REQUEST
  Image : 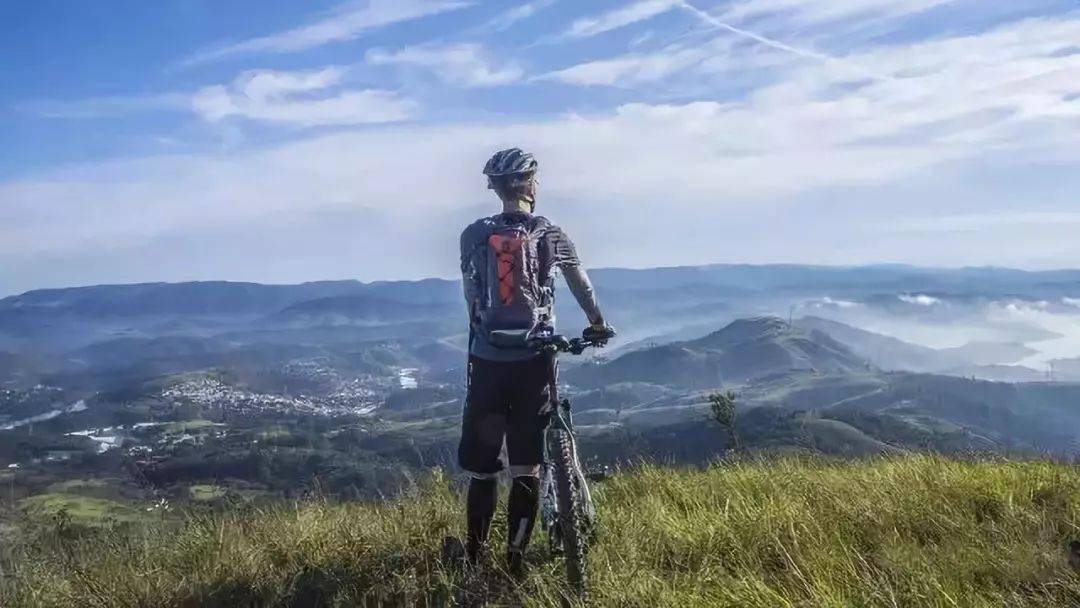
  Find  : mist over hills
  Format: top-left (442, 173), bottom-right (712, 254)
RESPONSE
top-left (796, 316), bottom-right (1039, 374)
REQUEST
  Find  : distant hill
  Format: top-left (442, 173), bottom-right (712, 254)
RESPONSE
top-left (0, 280), bottom-right (368, 318)
top-left (0, 278), bottom-right (461, 316)
top-left (272, 293), bottom-right (457, 326)
top-left (0, 279), bottom-right (460, 353)
top-left (567, 316), bottom-right (867, 388)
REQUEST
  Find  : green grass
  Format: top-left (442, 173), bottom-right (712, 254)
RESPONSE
top-left (3, 455), bottom-right (1079, 607)
top-left (17, 493), bottom-right (148, 527)
top-left (189, 484), bottom-right (228, 502)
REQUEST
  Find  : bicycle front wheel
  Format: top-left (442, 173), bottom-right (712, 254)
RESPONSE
top-left (551, 427), bottom-right (588, 598)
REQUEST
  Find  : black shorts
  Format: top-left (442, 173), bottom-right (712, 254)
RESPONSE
top-left (457, 354), bottom-right (555, 477)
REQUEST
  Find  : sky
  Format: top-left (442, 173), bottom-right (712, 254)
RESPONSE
top-left (1, 0), bottom-right (1079, 296)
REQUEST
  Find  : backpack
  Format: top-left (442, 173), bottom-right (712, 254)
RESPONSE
top-left (472, 214), bottom-right (554, 345)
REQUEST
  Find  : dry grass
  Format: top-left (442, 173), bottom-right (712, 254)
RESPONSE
top-left (4, 455), bottom-right (1079, 607)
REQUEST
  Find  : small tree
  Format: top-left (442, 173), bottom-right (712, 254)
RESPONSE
top-left (708, 390), bottom-right (739, 452)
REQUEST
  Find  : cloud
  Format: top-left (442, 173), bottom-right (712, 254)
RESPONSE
top-left (22, 67), bottom-right (418, 128)
top-left (5, 14), bottom-right (1080, 293)
top-left (5, 47), bottom-right (1074, 272)
top-left (722, 0), bottom-right (955, 27)
top-left (539, 0), bottom-right (835, 88)
top-left (536, 44), bottom-right (709, 86)
top-left (482, 0), bottom-right (556, 32)
top-left (810, 296), bottom-right (861, 308)
top-left (190, 67), bottom-right (416, 126)
top-left (560, 0), bottom-right (680, 39)
top-left (536, 30), bottom-right (800, 87)
top-left (182, 0), bottom-right (471, 66)
top-left (366, 43), bottom-right (523, 87)
top-left (540, 14), bottom-right (1080, 158)
top-left (899, 294), bottom-right (941, 306)
top-left (231, 68), bottom-right (348, 100)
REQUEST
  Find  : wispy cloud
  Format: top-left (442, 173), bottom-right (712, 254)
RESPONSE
top-left (20, 67), bottom-right (417, 128)
top-left (536, 44), bottom-right (710, 86)
top-left (560, 0), bottom-right (680, 39)
top-left (722, 0), bottom-right (956, 27)
top-left (536, 11), bottom-right (811, 88)
top-left (191, 67), bottom-right (416, 126)
top-left (482, 0), bottom-right (556, 32)
top-left (899, 294), bottom-right (941, 306)
top-left (366, 43), bottom-right (523, 87)
top-left (181, 0), bottom-right (471, 66)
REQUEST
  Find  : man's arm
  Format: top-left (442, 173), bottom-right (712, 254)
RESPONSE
top-left (548, 226), bottom-right (605, 327)
top-left (564, 266), bottom-right (605, 328)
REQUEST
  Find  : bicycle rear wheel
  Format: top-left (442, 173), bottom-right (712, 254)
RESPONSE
top-left (551, 427), bottom-right (588, 599)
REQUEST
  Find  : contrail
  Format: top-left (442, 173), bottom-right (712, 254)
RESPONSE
top-left (677, 1), bottom-right (828, 61)
top-left (678, 0), bottom-right (897, 83)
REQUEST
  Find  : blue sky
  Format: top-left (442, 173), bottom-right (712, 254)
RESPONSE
top-left (2, 0), bottom-right (1079, 295)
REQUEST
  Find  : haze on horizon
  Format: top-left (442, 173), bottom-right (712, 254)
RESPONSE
top-left (2, 1), bottom-right (1079, 297)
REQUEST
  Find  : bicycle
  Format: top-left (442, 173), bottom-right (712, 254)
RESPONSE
top-left (445, 327), bottom-right (608, 600)
top-left (525, 328), bottom-right (605, 600)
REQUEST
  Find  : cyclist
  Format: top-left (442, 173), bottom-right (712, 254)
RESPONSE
top-left (458, 147), bottom-right (615, 575)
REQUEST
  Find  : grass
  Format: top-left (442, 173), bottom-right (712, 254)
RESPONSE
top-left (17, 493), bottom-right (148, 527)
top-left (189, 484), bottom-right (228, 501)
top-left (3, 454), bottom-right (1079, 607)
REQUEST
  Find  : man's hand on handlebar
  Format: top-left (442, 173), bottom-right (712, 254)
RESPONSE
top-left (583, 323), bottom-right (616, 346)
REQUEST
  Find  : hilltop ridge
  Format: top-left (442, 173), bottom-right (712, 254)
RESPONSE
top-left (567, 316), bottom-right (867, 388)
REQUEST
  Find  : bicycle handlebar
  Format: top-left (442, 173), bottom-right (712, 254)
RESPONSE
top-left (486, 327), bottom-right (609, 354)
top-left (527, 333), bottom-right (602, 355)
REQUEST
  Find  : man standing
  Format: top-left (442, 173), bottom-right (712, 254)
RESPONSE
top-left (457, 148), bottom-right (614, 574)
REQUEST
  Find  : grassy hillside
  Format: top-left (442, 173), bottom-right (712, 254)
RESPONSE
top-left (4, 455), bottom-right (1079, 607)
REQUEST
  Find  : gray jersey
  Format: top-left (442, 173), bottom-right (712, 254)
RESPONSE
top-left (461, 212), bottom-right (603, 361)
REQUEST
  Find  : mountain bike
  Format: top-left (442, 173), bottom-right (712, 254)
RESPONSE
top-left (526, 329), bottom-right (604, 600)
top-left (445, 327), bottom-right (608, 599)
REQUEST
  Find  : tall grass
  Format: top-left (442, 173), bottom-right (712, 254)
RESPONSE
top-left (4, 455), bottom-right (1079, 607)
